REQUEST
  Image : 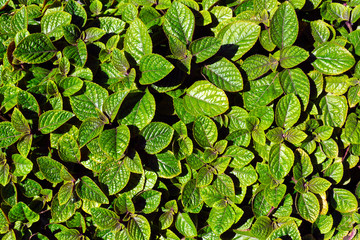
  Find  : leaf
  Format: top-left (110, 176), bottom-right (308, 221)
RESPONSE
top-left (51, 194), bottom-right (77, 223)
top-left (99, 125), bottom-right (130, 160)
top-left (156, 151), bottom-right (181, 178)
top-left (319, 94), bottom-right (348, 128)
top-left (208, 204), bottom-right (237, 235)
top-left (175, 212), bottom-right (197, 237)
top-left (269, 143), bottom-right (294, 180)
top-left (91, 208), bottom-right (119, 230)
top-left (59, 77), bottom-right (83, 97)
top-left (39, 110), bottom-right (74, 134)
top-left (124, 18), bottom-right (152, 63)
top-left (164, 1), bottom-right (195, 44)
top-left (243, 72), bottom-right (283, 110)
top-left (307, 177), bottom-right (331, 194)
top-left (275, 94), bottom-right (301, 129)
top-left (296, 192), bottom-right (320, 223)
top-left (181, 179), bottom-right (201, 210)
top-left (213, 174), bottom-right (235, 196)
top-left (37, 157), bottom-right (64, 184)
top-left (128, 215), bottom-right (151, 240)
top-left (280, 68), bottom-right (310, 110)
top-left (0, 122), bottom-right (21, 148)
top-left (63, 40), bottom-right (87, 67)
top-left (138, 190), bottom-right (162, 214)
top-left (141, 122), bottom-right (174, 154)
top-left (332, 188), bottom-right (358, 213)
top-left (183, 80), bottom-right (229, 117)
top-left (58, 133), bottom-right (81, 163)
top-left (120, 89), bottom-right (156, 131)
top-left (13, 33), bottom-right (56, 64)
top-left (344, 113), bottom-right (360, 144)
top-left (193, 115), bottom-right (217, 148)
top-left (58, 182), bottom-right (74, 205)
top-left (139, 54), bottom-right (174, 85)
top-left (78, 118), bottom-right (104, 147)
top-left (270, 2), bottom-right (299, 48)
top-left (12, 154), bottom-right (32, 177)
top-left (98, 160), bottom-right (130, 195)
top-left (70, 81), bottom-right (108, 121)
top-left (76, 176), bottom-right (109, 204)
top-left (241, 54), bottom-right (271, 81)
top-left (218, 21), bottom-right (261, 61)
top-left (203, 57), bottom-right (243, 92)
top-left (312, 42), bottom-right (355, 75)
top-left (190, 37), bottom-right (221, 63)
top-left (64, 0), bottom-right (87, 27)
top-left (280, 46), bottom-right (309, 68)
top-left (41, 11), bottom-right (72, 40)
top-left (8, 202), bottom-right (39, 223)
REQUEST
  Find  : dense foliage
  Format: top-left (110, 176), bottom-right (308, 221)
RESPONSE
top-left (1, 0), bottom-right (360, 239)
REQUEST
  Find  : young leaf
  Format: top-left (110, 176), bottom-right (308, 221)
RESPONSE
top-left (76, 176), bottom-right (109, 204)
top-left (128, 215), bottom-right (151, 240)
top-left (141, 122), bottom-right (174, 155)
top-left (139, 54), bottom-right (174, 85)
top-left (190, 37), bottom-right (222, 63)
top-left (39, 110), bottom-right (74, 134)
top-left (99, 125), bottom-right (130, 160)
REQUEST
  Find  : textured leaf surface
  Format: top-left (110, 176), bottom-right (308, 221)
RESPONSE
top-left (203, 57), bottom-right (243, 92)
top-left (269, 143), bottom-right (294, 180)
top-left (297, 192), bottom-right (319, 223)
top-left (190, 37), bottom-right (222, 63)
top-left (139, 54), bottom-right (174, 85)
top-left (275, 94), bottom-right (301, 129)
top-left (76, 176), bottom-right (109, 204)
top-left (39, 110), bottom-right (74, 134)
top-left (141, 122), bottom-right (174, 154)
top-left (183, 80), bottom-right (229, 117)
top-left (13, 33), bottom-right (56, 64)
top-left (99, 125), bottom-right (130, 160)
top-left (128, 215), bottom-right (151, 240)
top-left (312, 42), bottom-right (355, 75)
top-left (270, 2), bottom-right (299, 48)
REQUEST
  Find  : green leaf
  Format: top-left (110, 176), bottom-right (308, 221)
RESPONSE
top-left (225, 145), bottom-right (254, 168)
top-left (128, 215), bottom-right (151, 240)
top-left (319, 95), bottom-right (348, 128)
top-left (232, 165), bottom-right (258, 187)
top-left (139, 54), bottom-right (174, 85)
top-left (296, 192), bottom-right (320, 223)
top-left (12, 154), bottom-right (32, 177)
top-left (218, 21), bottom-right (261, 61)
top-left (332, 188), bottom-right (358, 213)
top-left (83, 27), bottom-right (105, 42)
top-left (64, 0), bottom-right (87, 27)
top-left (124, 18), bottom-right (152, 63)
top-left (8, 202), bottom-right (39, 223)
top-left (55, 229), bottom-right (81, 240)
top-left (76, 176), bottom-right (109, 204)
top-left (312, 42), bottom-right (355, 75)
top-left (241, 54), bottom-right (271, 81)
top-left (270, 2), bottom-right (299, 48)
top-left (37, 157), bottom-right (64, 184)
top-left (243, 72), bottom-right (283, 110)
top-left (164, 1), bottom-right (195, 44)
top-left (51, 194), bottom-right (77, 223)
top-left (267, 222), bottom-right (301, 240)
top-left (70, 81), bottom-right (108, 121)
top-left (58, 133), bottom-right (81, 163)
top-left (280, 68), bottom-right (310, 110)
top-left (265, 184), bottom-right (287, 208)
top-left (156, 151), bottom-right (181, 178)
top-left (41, 11), bottom-right (72, 40)
top-left (99, 125), bottom-right (130, 160)
top-left (98, 160), bottom-right (130, 195)
top-left (208, 204), bottom-right (237, 235)
top-left (307, 177), bottom-right (331, 194)
top-left (91, 208), bottom-right (119, 230)
top-left (175, 212), bottom-right (197, 237)
top-left (103, 90), bottom-right (129, 122)
top-left (193, 115), bottom-right (217, 148)
top-left (58, 182), bottom-right (74, 205)
top-left (275, 94), bottom-right (301, 129)
top-left (78, 118), bottom-right (104, 147)
top-left (269, 143), bottom-right (294, 180)
top-left (325, 75), bottom-right (351, 96)
top-left (39, 110), bottom-right (74, 134)
top-left (203, 57), bottom-right (243, 92)
top-left (181, 179), bottom-right (201, 210)
top-left (59, 77), bottom-right (83, 97)
top-left (13, 33), bottom-right (56, 64)
top-left (345, 113), bottom-right (360, 144)
top-left (183, 80), bottom-right (229, 117)
top-left (190, 37), bottom-right (222, 63)
top-left (0, 122), bottom-right (21, 148)
top-left (141, 122), bottom-right (174, 154)
top-left (99, 17), bottom-right (126, 34)
top-left (120, 89), bottom-right (156, 130)
top-left (280, 46), bottom-right (309, 68)
top-left (214, 174), bottom-right (235, 196)
top-left (63, 40), bottom-right (87, 67)
top-left (138, 190), bottom-right (162, 214)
